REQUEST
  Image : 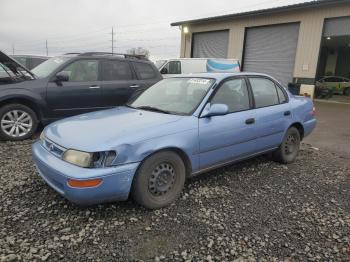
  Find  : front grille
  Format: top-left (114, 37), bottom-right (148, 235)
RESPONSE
top-left (42, 138), bottom-right (65, 158)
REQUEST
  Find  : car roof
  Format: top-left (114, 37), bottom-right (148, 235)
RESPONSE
top-left (170, 72), bottom-right (274, 81)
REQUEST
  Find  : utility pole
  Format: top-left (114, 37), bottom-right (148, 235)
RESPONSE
top-left (45, 40), bottom-right (48, 56)
top-left (110, 27), bottom-right (116, 54)
top-left (12, 43), bottom-right (15, 55)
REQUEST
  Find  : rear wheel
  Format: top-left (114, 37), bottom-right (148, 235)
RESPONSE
top-left (344, 87), bottom-right (350, 96)
top-left (272, 127), bottom-right (301, 164)
top-left (0, 104), bottom-right (38, 141)
top-left (132, 151), bottom-right (186, 209)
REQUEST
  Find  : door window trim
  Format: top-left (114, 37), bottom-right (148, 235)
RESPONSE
top-left (246, 75), bottom-right (289, 109)
top-left (199, 76), bottom-right (254, 118)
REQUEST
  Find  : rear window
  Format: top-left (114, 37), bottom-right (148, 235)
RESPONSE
top-left (133, 62), bottom-right (156, 80)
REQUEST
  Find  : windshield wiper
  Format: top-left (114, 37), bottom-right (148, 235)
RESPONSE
top-left (136, 106), bottom-right (171, 114)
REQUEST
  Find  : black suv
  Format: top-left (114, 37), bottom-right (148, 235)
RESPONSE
top-left (0, 51), bottom-right (162, 141)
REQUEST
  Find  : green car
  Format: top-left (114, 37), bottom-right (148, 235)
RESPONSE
top-left (316, 76), bottom-right (350, 96)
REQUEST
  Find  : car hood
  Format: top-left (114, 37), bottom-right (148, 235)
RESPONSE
top-left (0, 51), bottom-right (36, 79)
top-left (44, 106), bottom-right (185, 152)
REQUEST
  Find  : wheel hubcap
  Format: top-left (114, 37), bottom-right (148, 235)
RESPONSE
top-left (284, 134), bottom-right (297, 155)
top-left (1, 110), bottom-right (33, 137)
top-left (149, 162), bottom-right (175, 196)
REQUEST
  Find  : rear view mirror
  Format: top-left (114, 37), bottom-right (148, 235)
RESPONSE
top-left (201, 103), bottom-right (229, 118)
top-left (55, 71), bottom-right (69, 82)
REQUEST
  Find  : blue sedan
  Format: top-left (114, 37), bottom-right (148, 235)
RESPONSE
top-left (32, 73), bottom-right (316, 209)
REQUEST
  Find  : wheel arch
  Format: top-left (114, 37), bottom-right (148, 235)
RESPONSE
top-left (0, 97), bottom-right (42, 121)
top-left (289, 122), bottom-right (304, 140)
top-left (137, 147), bottom-right (193, 178)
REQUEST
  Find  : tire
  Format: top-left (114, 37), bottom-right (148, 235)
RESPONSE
top-left (132, 151), bottom-right (186, 209)
top-left (0, 104), bottom-right (38, 141)
top-left (344, 87), bottom-right (350, 96)
top-left (272, 127), bottom-right (301, 164)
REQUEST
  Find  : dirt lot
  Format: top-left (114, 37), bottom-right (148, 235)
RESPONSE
top-left (304, 100), bottom-right (350, 158)
top-left (0, 139), bottom-right (349, 261)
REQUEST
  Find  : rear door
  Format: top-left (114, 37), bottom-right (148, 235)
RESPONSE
top-left (131, 61), bottom-right (162, 97)
top-left (99, 59), bottom-right (136, 106)
top-left (248, 76), bottom-right (291, 152)
top-left (46, 59), bottom-right (104, 118)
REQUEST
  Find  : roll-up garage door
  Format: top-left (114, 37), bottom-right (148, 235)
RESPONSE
top-left (324, 16), bottom-right (350, 37)
top-left (243, 23), bottom-right (300, 86)
top-left (192, 30), bottom-right (229, 58)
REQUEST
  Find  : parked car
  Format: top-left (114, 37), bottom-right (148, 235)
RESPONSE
top-left (0, 51), bottom-right (162, 141)
top-left (10, 55), bottom-right (49, 70)
top-left (157, 58), bottom-right (240, 77)
top-left (32, 73), bottom-right (316, 209)
top-left (315, 76), bottom-right (350, 96)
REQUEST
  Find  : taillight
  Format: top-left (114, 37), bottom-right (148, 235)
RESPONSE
top-left (310, 106), bottom-right (316, 116)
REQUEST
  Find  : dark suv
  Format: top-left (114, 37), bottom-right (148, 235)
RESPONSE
top-left (0, 51), bottom-right (162, 141)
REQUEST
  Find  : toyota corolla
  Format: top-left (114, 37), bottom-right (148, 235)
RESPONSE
top-left (32, 73), bottom-right (316, 209)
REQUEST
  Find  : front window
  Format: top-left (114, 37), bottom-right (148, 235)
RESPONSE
top-left (60, 60), bottom-right (99, 82)
top-left (130, 77), bottom-right (214, 115)
top-left (32, 56), bottom-right (70, 78)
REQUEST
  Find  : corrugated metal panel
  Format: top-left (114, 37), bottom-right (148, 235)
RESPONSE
top-left (324, 16), bottom-right (350, 36)
top-left (192, 30), bottom-right (229, 58)
top-left (243, 23), bottom-right (300, 86)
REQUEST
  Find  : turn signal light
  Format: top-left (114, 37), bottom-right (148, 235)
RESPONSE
top-left (67, 179), bottom-right (102, 188)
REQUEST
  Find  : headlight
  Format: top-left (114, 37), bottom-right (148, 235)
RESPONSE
top-left (39, 131), bottom-right (45, 142)
top-left (63, 149), bottom-right (93, 168)
top-left (63, 149), bottom-right (117, 168)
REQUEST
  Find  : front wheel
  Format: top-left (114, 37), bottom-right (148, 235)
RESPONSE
top-left (0, 104), bottom-right (38, 141)
top-left (132, 151), bottom-right (186, 209)
top-left (272, 127), bottom-right (301, 164)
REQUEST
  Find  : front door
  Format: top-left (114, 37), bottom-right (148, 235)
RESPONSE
top-left (198, 77), bottom-right (257, 169)
top-left (46, 59), bottom-right (103, 119)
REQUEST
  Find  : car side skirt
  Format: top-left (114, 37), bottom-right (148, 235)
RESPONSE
top-left (191, 147), bottom-right (278, 176)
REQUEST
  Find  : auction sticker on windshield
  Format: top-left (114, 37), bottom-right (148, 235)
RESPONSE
top-left (188, 78), bottom-right (211, 85)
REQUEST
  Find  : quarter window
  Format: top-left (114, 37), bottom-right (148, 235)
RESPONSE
top-left (61, 60), bottom-right (99, 82)
top-left (211, 78), bottom-right (250, 113)
top-left (133, 62), bottom-right (156, 80)
top-left (101, 60), bottom-right (132, 80)
top-left (249, 78), bottom-right (279, 108)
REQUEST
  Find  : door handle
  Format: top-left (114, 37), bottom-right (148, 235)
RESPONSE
top-left (89, 85), bottom-right (100, 89)
top-left (130, 84), bottom-right (140, 88)
top-left (284, 111), bottom-right (291, 116)
top-left (245, 118), bottom-right (255, 125)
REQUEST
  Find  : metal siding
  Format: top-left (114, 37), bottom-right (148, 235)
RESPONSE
top-left (324, 16), bottom-right (350, 36)
top-left (243, 23), bottom-right (300, 86)
top-left (192, 30), bottom-right (229, 58)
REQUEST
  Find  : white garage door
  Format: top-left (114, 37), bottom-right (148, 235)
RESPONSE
top-left (192, 30), bottom-right (229, 58)
top-left (243, 23), bottom-right (300, 86)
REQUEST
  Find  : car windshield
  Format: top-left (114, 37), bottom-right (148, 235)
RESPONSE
top-left (32, 56), bottom-right (70, 78)
top-left (130, 77), bottom-right (214, 115)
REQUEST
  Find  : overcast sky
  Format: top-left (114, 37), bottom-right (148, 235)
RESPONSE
top-left (0, 0), bottom-right (312, 60)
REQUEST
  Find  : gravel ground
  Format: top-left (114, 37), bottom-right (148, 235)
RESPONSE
top-left (0, 139), bottom-right (349, 261)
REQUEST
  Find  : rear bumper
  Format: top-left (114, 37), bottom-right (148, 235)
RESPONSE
top-left (32, 141), bottom-right (139, 205)
top-left (303, 118), bottom-right (317, 138)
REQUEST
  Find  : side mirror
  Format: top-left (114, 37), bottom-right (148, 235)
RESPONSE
top-left (160, 67), bottom-right (168, 74)
top-left (55, 71), bottom-right (69, 82)
top-left (201, 103), bottom-right (229, 118)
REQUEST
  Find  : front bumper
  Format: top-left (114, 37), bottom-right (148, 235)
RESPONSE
top-left (32, 141), bottom-right (139, 205)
